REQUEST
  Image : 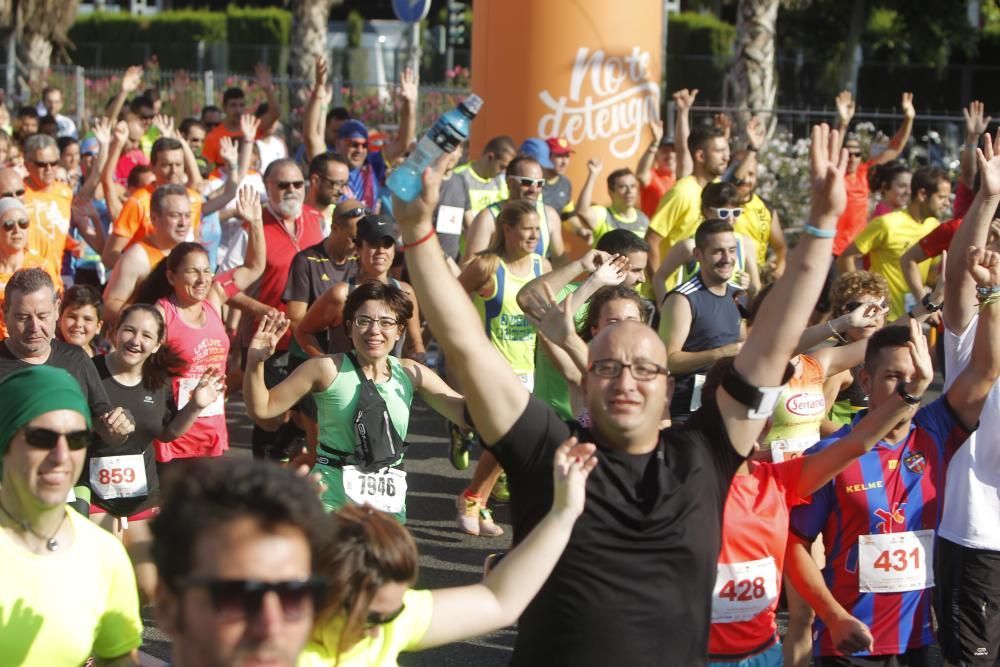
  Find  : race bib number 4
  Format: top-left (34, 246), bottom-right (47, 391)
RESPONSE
top-left (435, 205), bottom-right (464, 236)
top-left (178, 377), bottom-right (224, 417)
top-left (858, 529), bottom-right (935, 593)
top-left (342, 466), bottom-right (407, 515)
top-left (90, 454), bottom-right (148, 500)
top-left (711, 557), bottom-right (779, 623)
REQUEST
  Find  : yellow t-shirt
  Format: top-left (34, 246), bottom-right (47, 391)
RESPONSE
top-left (648, 175), bottom-right (706, 289)
top-left (734, 193), bottom-right (772, 267)
top-left (852, 209), bottom-right (939, 320)
top-left (0, 508), bottom-right (143, 664)
top-left (298, 588), bottom-right (434, 667)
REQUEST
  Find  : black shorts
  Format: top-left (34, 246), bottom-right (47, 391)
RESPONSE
top-left (935, 536), bottom-right (1000, 666)
top-left (816, 645), bottom-right (934, 666)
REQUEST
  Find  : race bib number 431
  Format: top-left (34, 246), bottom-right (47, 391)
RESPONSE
top-left (858, 529), bottom-right (935, 593)
top-left (711, 557), bottom-right (779, 623)
top-left (342, 466), bottom-right (407, 515)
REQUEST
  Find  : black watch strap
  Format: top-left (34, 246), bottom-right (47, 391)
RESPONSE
top-left (896, 381), bottom-right (922, 406)
top-left (921, 293), bottom-right (942, 313)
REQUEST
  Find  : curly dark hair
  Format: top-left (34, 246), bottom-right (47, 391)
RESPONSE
top-left (829, 271), bottom-right (890, 316)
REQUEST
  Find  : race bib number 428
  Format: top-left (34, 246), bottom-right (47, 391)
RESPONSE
top-left (858, 529), bottom-right (935, 593)
top-left (711, 556), bottom-right (779, 623)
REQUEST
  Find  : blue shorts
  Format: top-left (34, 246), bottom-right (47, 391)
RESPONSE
top-left (708, 639), bottom-right (783, 667)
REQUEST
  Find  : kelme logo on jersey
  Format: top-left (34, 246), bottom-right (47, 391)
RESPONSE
top-left (784, 392), bottom-right (825, 416)
top-left (537, 46), bottom-right (659, 160)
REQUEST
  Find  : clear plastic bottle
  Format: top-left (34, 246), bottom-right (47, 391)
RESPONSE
top-left (387, 93), bottom-right (483, 202)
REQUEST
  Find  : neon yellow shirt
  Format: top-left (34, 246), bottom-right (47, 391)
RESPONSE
top-left (475, 255), bottom-right (543, 377)
top-left (454, 162), bottom-right (509, 215)
top-left (648, 175), bottom-right (707, 290)
top-left (734, 193), bottom-right (771, 267)
top-left (0, 508), bottom-right (142, 664)
top-left (299, 589), bottom-right (434, 667)
top-left (852, 209), bottom-right (939, 320)
top-left (590, 206), bottom-right (650, 245)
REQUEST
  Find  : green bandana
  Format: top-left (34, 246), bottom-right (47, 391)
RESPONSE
top-left (0, 366), bottom-right (92, 464)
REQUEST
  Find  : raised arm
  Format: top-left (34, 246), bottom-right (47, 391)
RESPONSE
top-left (673, 88), bottom-right (697, 178)
top-left (768, 208), bottom-right (787, 278)
top-left (946, 132), bottom-right (1000, 334)
top-left (202, 136), bottom-right (241, 216)
top-left (216, 186), bottom-right (265, 300)
top-left (574, 158), bottom-right (602, 231)
top-left (833, 90), bottom-right (855, 153)
top-left (160, 367), bottom-right (225, 442)
top-left (635, 119), bottom-right (664, 186)
top-left (305, 57), bottom-right (332, 161)
top-left (393, 164), bottom-right (530, 444)
top-left (872, 92), bottom-right (915, 166)
top-left (719, 124), bottom-right (847, 456)
top-left (516, 249), bottom-right (603, 312)
top-left (77, 117), bottom-right (112, 202)
top-left (100, 120), bottom-right (128, 226)
top-left (405, 360), bottom-right (466, 428)
top-left (107, 65), bottom-right (143, 122)
top-left (415, 437), bottom-right (597, 649)
top-left (795, 301), bottom-right (884, 353)
top-left (254, 64), bottom-right (281, 135)
top-left (960, 101), bottom-right (990, 189)
top-left (729, 116), bottom-right (765, 185)
top-left (382, 67), bottom-right (418, 164)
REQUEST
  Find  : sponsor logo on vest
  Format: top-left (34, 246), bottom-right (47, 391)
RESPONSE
top-left (538, 46), bottom-right (659, 160)
top-left (785, 392), bottom-right (825, 416)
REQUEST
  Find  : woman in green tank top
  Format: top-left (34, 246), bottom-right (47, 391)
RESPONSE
top-left (243, 281), bottom-right (467, 523)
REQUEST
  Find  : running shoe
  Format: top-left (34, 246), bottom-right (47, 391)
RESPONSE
top-left (491, 472), bottom-right (510, 503)
top-left (478, 505), bottom-right (504, 537)
top-left (448, 422), bottom-right (473, 471)
top-left (456, 493), bottom-right (482, 535)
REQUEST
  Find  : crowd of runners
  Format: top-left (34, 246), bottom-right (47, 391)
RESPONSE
top-left (0, 56), bottom-right (999, 667)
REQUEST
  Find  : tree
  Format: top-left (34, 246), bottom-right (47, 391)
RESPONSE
top-left (724, 0), bottom-right (779, 133)
top-left (289, 0), bottom-right (344, 104)
top-left (0, 0), bottom-right (80, 70)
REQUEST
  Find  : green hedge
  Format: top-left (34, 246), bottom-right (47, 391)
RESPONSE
top-left (226, 5), bottom-right (290, 46)
top-left (666, 12), bottom-right (736, 101)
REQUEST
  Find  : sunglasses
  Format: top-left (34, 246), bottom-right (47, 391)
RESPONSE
top-left (714, 207), bottom-right (743, 220)
top-left (346, 140), bottom-right (368, 150)
top-left (511, 176), bottom-right (545, 188)
top-left (842, 299), bottom-right (886, 314)
top-left (2, 218), bottom-right (29, 231)
top-left (182, 577), bottom-right (327, 622)
top-left (847, 150), bottom-right (862, 157)
top-left (23, 426), bottom-right (91, 450)
top-left (1, 189), bottom-right (25, 198)
top-left (339, 206), bottom-right (371, 220)
top-left (32, 159), bottom-right (59, 169)
top-left (276, 180), bottom-right (305, 190)
top-left (364, 603), bottom-right (406, 627)
top-left (139, 113), bottom-right (156, 121)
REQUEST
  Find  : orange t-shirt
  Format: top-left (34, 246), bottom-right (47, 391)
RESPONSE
top-left (0, 252), bottom-right (62, 338)
top-left (24, 179), bottom-right (73, 278)
top-left (832, 160), bottom-right (873, 257)
top-left (201, 123), bottom-right (264, 167)
top-left (112, 183), bottom-right (203, 247)
top-left (640, 166), bottom-right (676, 218)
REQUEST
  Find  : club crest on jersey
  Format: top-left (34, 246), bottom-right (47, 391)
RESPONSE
top-left (903, 451), bottom-right (926, 474)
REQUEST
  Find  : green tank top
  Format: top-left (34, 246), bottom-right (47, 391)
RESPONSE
top-left (533, 284), bottom-right (582, 419)
top-left (475, 255), bottom-right (542, 379)
top-left (486, 199), bottom-right (551, 259)
top-left (312, 354), bottom-right (414, 520)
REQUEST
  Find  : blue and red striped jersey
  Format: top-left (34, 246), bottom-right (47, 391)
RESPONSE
top-left (790, 396), bottom-right (973, 657)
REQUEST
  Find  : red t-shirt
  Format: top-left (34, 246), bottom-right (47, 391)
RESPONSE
top-left (256, 204), bottom-right (325, 350)
top-left (953, 181), bottom-right (975, 219)
top-left (833, 160), bottom-right (873, 256)
top-left (918, 217), bottom-right (961, 259)
top-left (640, 166), bottom-right (676, 218)
top-left (708, 457), bottom-right (810, 659)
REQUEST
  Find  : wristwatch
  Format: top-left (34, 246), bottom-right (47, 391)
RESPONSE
top-left (896, 381), bottom-right (922, 406)
top-left (921, 293), bottom-right (942, 313)
top-left (721, 363), bottom-right (794, 419)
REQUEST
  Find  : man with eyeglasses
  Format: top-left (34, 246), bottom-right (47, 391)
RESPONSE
top-left (152, 457), bottom-right (329, 667)
top-left (23, 133), bottom-right (72, 290)
top-left (0, 197), bottom-right (60, 339)
top-left (0, 365), bottom-right (143, 666)
top-left (305, 153), bottom-right (352, 235)
top-left (831, 90), bottom-right (915, 270)
top-left (463, 155), bottom-right (567, 267)
top-left (392, 124), bottom-right (850, 666)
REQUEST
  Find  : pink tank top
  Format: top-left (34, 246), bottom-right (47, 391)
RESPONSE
top-left (153, 296), bottom-right (230, 461)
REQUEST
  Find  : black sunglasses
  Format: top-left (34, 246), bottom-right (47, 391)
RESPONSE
top-left (23, 426), bottom-right (91, 450)
top-left (277, 180), bottom-right (305, 190)
top-left (1, 189), bottom-right (26, 198)
top-left (2, 218), bottom-right (29, 231)
top-left (365, 603), bottom-right (406, 627)
top-left (339, 206), bottom-right (371, 219)
top-left (182, 577), bottom-right (327, 622)
top-left (32, 159), bottom-right (59, 169)
top-left (842, 299), bottom-right (886, 314)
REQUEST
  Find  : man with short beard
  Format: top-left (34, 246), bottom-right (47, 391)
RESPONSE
top-left (305, 153), bottom-right (351, 235)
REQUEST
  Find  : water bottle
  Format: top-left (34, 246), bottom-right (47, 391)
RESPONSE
top-left (387, 94), bottom-right (483, 202)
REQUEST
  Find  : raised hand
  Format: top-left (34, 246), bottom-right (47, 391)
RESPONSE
top-left (964, 100), bottom-right (992, 144)
top-left (672, 88), bottom-right (698, 112)
top-left (192, 367), bottom-right (225, 409)
top-left (218, 136), bottom-right (238, 166)
top-left (240, 113), bottom-right (260, 142)
top-left (591, 254), bottom-right (629, 287)
top-left (551, 436), bottom-right (598, 519)
top-left (120, 65), bottom-right (143, 94)
top-left (809, 123), bottom-right (849, 222)
top-left (92, 117), bottom-right (113, 145)
top-left (586, 157), bottom-right (603, 174)
top-left (112, 120), bottom-right (129, 145)
top-left (254, 63), bottom-right (274, 91)
top-left (835, 90), bottom-right (856, 125)
top-left (235, 185), bottom-right (262, 225)
top-left (648, 118), bottom-right (664, 147)
top-left (900, 92), bottom-right (915, 120)
top-left (579, 248), bottom-right (611, 273)
top-left (713, 112), bottom-right (733, 140)
top-left (152, 113), bottom-right (175, 138)
top-left (392, 161), bottom-right (446, 231)
top-left (968, 246), bottom-right (1000, 288)
top-left (975, 131), bottom-right (1000, 197)
top-left (313, 55), bottom-right (328, 92)
top-left (745, 115), bottom-right (766, 151)
top-left (398, 67), bottom-right (418, 104)
top-left (902, 315), bottom-right (933, 398)
top-left (523, 283), bottom-right (577, 346)
top-left (249, 312), bottom-right (290, 359)
top-left (844, 300), bottom-right (887, 329)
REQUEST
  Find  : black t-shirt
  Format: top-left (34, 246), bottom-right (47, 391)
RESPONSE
top-left (0, 339), bottom-right (113, 418)
top-left (490, 396), bottom-right (743, 666)
top-left (282, 242), bottom-right (358, 306)
top-left (86, 355), bottom-right (172, 516)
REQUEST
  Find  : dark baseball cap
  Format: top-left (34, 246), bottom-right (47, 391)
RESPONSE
top-left (356, 213), bottom-right (397, 245)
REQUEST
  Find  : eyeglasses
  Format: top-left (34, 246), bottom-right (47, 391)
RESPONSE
top-left (0, 189), bottom-right (25, 198)
top-left (842, 299), bottom-right (886, 314)
top-left (847, 150), bottom-right (862, 157)
top-left (588, 359), bottom-right (668, 381)
top-left (345, 140), bottom-right (368, 150)
top-left (352, 315), bottom-right (400, 331)
top-left (338, 206), bottom-right (371, 220)
top-left (32, 159), bottom-right (59, 169)
top-left (713, 207), bottom-right (743, 220)
top-left (22, 426), bottom-right (91, 450)
top-left (181, 577), bottom-right (327, 622)
top-left (511, 175), bottom-right (545, 188)
top-left (139, 113), bottom-right (156, 121)
top-left (365, 603), bottom-right (406, 627)
top-left (2, 218), bottom-right (29, 231)
top-left (317, 174), bottom-right (349, 189)
top-left (276, 180), bottom-right (305, 190)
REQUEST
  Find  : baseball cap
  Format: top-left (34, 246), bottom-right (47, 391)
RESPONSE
top-left (356, 213), bottom-right (397, 245)
top-left (546, 137), bottom-right (574, 156)
top-left (79, 136), bottom-right (99, 156)
top-left (338, 119), bottom-right (369, 141)
top-left (519, 138), bottom-right (554, 169)
top-left (333, 199), bottom-right (369, 220)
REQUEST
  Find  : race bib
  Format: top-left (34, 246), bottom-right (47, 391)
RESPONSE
top-left (711, 557), bottom-right (779, 623)
top-left (178, 376), bottom-right (224, 417)
top-left (435, 205), bottom-right (464, 236)
top-left (690, 373), bottom-right (706, 411)
top-left (342, 466), bottom-right (407, 515)
top-left (89, 454), bottom-right (148, 500)
top-left (516, 372), bottom-right (535, 394)
top-left (858, 529), bottom-right (935, 593)
top-left (769, 435), bottom-right (819, 463)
